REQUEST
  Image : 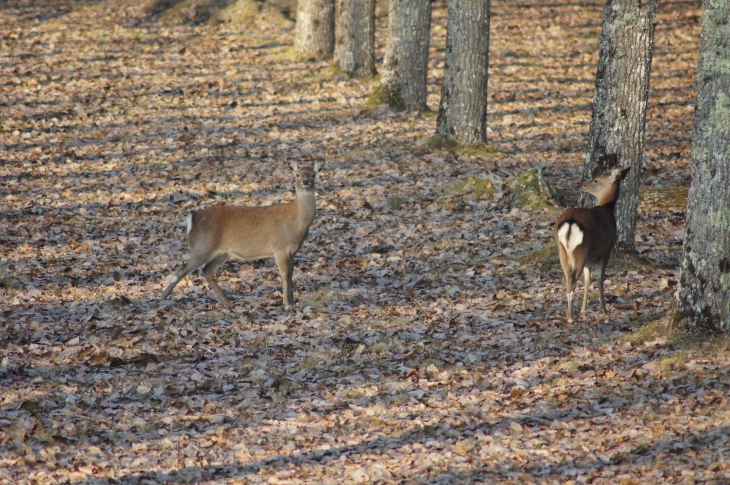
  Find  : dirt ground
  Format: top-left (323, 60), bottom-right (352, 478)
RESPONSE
top-left (2, 1), bottom-right (727, 484)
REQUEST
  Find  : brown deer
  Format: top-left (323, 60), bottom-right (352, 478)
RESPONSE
top-left (161, 161), bottom-right (323, 308)
top-left (554, 165), bottom-right (630, 323)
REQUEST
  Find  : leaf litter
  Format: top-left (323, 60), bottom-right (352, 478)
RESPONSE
top-left (1, 1), bottom-right (725, 484)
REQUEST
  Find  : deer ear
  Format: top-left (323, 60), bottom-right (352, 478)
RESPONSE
top-left (620, 167), bottom-right (631, 180)
top-left (289, 161), bottom-right (299, 172)
top-left (313, 160), bottom-right (324, 174)
top-left (610, 166), bottom-right (626, 181)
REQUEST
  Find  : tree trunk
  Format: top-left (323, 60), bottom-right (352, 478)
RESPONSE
top-left (435, 0), bottom-right (491, 147)
top-left (294, 0), bottom-right (335, 58)
top-left (580, 0), bottom-right (657, 251)
top-left (676, 0), bottom-right (730, 333)
top-left (380, 0), bottom-right (432, 111)
top-left (333, 0), bottom-right (376, 77)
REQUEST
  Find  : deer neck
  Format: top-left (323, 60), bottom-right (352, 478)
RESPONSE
top-left (596, 183), bottom-right (620, 210)
top-left (293, 187), bottom-right (317, 228)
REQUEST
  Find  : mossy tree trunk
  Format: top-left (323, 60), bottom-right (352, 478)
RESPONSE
top-left (333, 0), bottom-right (376, 77)
top-left (435, 0), bottom-right (491, 146)
top-left (580, 0), bottom-right (657, 251)
top-left (676, 0), bottom-right (730, 333)
top-left (379, 0), bottom-right (432, 111)
top-left (294, 0), bottom-right (335, 58)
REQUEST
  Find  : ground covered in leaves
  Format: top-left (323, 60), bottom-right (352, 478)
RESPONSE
top-left (2, 1), bottom-right (727, 484)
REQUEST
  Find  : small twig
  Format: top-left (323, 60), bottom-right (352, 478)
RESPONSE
top-left (535, 166), bottom-right (557, 199)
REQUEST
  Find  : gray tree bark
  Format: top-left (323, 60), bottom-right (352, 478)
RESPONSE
top-left (580, 0), bottom-right (658, 251)
top-left (380, 0), bottom-right (432, 111)
top-left (435, 0), bottom-right (490, 146)
top-left (333, 0), bottom-right (376, 77)
top-left (294, 0), bottom-right (335, 58)
top-left (676, 0), bottom-right (730, 333)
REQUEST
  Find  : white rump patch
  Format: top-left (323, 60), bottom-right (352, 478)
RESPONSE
top-left (185, 213), bottom-right (193, 236)
top-left (170, 276), bottom-right (178, 283)
top-left (557, 222), bottom-right (584, 270)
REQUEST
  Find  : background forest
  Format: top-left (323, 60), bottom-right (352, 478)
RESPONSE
top-left (2, 0), bottom-right (728, 484)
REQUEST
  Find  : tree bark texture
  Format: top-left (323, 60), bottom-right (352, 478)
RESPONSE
top-left (580, 0), bottom-right (657, 250)
top-left (294, 0), bottom-right (335, 58)
top-left (333, 0), bottom-right (376, 77)
top-left (380, 0), bottom-right (432, 111)
top-left (676, 0), bottom-right (730, 333)
top-left (435, 0), bottom-right (490, 146)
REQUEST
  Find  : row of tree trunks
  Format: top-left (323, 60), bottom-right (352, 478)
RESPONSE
top-left (676, 0), bottom-right (730, 332)
top-left (581, 0), bottom-right (658, 251)
top-left (293, 0), bottom-right (730, 334)
top-left (380, 0), bottom-right (432, 112)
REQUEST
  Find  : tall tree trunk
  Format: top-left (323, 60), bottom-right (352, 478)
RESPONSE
top-left (294, 0), bottom-right (336, 58)
top-left (333, 0), bottom-right (376, 77)
top-left (435, 0), bottom-right (491, 147)
top-left (676, 0), bottom-right (730, 333)
top-left (380, 0), bottom-right (432, 111)
top-left (580, 0), bottom-right (657, 251)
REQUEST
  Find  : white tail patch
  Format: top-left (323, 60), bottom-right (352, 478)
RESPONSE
top-left (557, 222), bottom-right (584, 270)
top-left (185, 213), bottom-right (193, 236)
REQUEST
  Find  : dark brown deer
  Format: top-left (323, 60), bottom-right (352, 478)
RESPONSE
top-left (554, 165), bottom-right (630, 323)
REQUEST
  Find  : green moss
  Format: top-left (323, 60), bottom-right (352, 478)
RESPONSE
top-left (293, 357), bottom-right (321, 372)
top-left (427, 135), bottom-right (457, 150)
top-left (666, 308), bottom-right (686, 332)
top-left (513, 245), bottom-right (659, 274)
top-left (155, 0), bottom-right (234, 24)
top-left (513, 245), bottom-right (560, 272)
top-left (298, 285), bottom-right (338, 309)
top-left (0, 277), bottom-right (23, 291)
top-left (259, 7), bottom-right (295, 27)
top-left (442, 176), bottom-right (497, 202)
top-left (312, 65), bottom-right (342, 83)
top-left (456, 145), bottom-right (504, 158)
top-left (623, 313), bottom-right (670, 347)
top-left (709, 92), bottom-right (730, 134)
top-left (387, 196), bottom-right (409, 209)
top-left (557, 360), bottom-right (579, 373)
top-left (209, 0), bottom-right (259, 24)
top-left (623, 307), bottom-right (730, 360)
top-left (435, 238), bottom-right (461, 249)
top-left (611, 249), bottom-right (661, 271)
top-left (658, 352), bottom-right (690, 377)
top-left (344, 388), bottom-right (366, 399)
top-left (363, 85), bottom-right (390, 112)
top-left (273, 48), bottom-right (302, 61)
top-left (506, 168), bottom-right (557, 210)
top-left (426, 136), bottom-right (505, 160)
top-left (710, 208), bottom-right (730, 231)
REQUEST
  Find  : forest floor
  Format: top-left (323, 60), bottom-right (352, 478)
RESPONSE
top-left (2, 0), bottom-right (727, 484)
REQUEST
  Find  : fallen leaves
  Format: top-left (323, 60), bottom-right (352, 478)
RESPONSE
top-left (1, 0), bottom-right (722, 484)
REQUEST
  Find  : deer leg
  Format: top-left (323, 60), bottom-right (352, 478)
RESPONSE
top-left (275, 252), bottom-right (294, 308)
top-left (288, 257), bottom-right (295, 305)
top-left (161, 252), bottom-right (212, 301)
top-left (557, 246), bottom-right (574, 323)
top-left (597, 258), bottom-right (609, 313)
top-left (581, 266), bottom-right (591, 316)
top-left (201, 253), bottom-right (232, 307)
top-left (565, 270), bottom-right (578, 324)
